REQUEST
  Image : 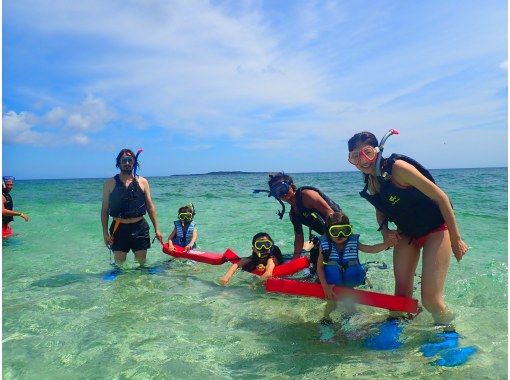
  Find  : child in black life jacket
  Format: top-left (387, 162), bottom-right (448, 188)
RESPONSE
top-left (166, 204), bottom-right (198, 252)
top-left (317, 211), bottom-right (394, 338)
top-left (219, 232), bottom-right (284, 285)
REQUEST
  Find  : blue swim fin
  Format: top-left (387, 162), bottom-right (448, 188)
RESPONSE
top-left (103, 264), bottom-right (166, 281)
top-left (421, 331), bottom-right (459, 357)
top-left (147, 265), bottom-right (165, 275)
top-left (434, 346), bottom-right (478, 367)
top-left (319, 319), bottom-right (335, 342)
top-left (102, 267), bottom-right (123, 281)
top-left (364, 318), bottom-right (404, 350)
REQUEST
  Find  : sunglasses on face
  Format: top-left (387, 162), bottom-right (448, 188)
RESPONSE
top-left (328, 224), bottom-right (353, 238)
top-left (121, 156), bottom-right (134, 164)
top-left (178, 212), bottom-right (193, 221)
top-left (270, 182), bottom-right (290, 198)
top-left (253, 239), bottom-right (273, 251)
top-left (348, 146), bottom-right (379, 165)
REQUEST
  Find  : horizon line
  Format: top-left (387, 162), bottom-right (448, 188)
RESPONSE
top-left (10, 165), bottom-right (508, 181)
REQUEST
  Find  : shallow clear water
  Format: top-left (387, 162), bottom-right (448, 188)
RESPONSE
top-left (3, 168), bottom-right (507, 379)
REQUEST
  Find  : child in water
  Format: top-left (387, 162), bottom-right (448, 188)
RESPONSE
top-left (219, 232), bottom-right (284, 285)
top-left (317, 211), bottom-right (395, 339)
top-left (166, 204), bottom-right (198, 252)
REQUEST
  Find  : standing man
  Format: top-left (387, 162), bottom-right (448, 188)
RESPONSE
top-left (2, 176), bottom-right (29, 237)
top-left (101, 149), bottom-right (163, 266)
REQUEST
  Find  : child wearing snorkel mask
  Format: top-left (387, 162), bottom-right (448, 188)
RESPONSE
top-left (166, 204), bottom-right (198, 252)
top-left (317, 211), bottom-right (395, 329)
top-left (219, 232), bottom-right (284, 285)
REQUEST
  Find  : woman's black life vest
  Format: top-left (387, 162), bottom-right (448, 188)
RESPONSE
top-left (290, 186), bottom-right (342, 236)
top-left (2, 191), bottom-right (13, 225)
top-left (359, 154), bottom-right (445, 238)
top-left (108, 175), bottom-right (147, 219)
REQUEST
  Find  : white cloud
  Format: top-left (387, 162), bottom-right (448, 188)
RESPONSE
top-left (3, 0), bottom-right (506, 169)
top-left (70, 134), bottom-right (91, 145)
top-left (45, 95), bottom-right (115, 132)
top-left (45, 107), bottom-right (66, 125)
top-left (6, 0), bottom-right (326, 137)
top-left (2, 111), bottom-right (49, 145)
top-left (3, 95), bottom-right (115, 146)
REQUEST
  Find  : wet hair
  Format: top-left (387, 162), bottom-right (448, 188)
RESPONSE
top-left (347, 132), bottom-right (378, 152)
top-left (347, 132), bottom-right (381, 194)
top-left (115, 148), bottom-right (140, 172)
top-left (326, 211), bottom-right (350, 230)
top-left (252, 232), bottom-right (273, 245)
top-left (267, 172), bottom-right (297, 191)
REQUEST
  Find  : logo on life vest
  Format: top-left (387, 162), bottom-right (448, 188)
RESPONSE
top-left (388, 195), bottom-right (400, 205)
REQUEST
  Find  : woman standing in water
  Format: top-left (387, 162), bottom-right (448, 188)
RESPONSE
top-left (347, 130), bottom-right (468, 326)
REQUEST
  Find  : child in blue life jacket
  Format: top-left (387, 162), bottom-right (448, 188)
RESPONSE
top-left (166, 204), bottom-right (198, 252)
top-left (219, 232), bottom-right (285, 285)
top-left (317, 211), bottom-right (395, 331)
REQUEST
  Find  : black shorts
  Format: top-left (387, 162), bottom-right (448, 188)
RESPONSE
top-left (109, 218), bottom-right (150, 253)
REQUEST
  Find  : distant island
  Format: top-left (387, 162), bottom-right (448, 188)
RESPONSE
top-left (171, 171), bottom-right (265, 177)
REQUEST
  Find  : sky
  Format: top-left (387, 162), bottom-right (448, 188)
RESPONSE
top-left (2, 0), bottom-right (507, 179)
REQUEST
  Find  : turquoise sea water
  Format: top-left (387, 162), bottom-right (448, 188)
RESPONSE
top-left (2, 168), bottom-right (507, 379)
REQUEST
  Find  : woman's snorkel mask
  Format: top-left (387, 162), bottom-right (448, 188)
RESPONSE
top-left (375, 129), bottom-right (399, 180)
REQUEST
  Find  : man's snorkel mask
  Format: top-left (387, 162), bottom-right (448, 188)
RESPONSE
top-left (375, 129), bottom-right (399, 180)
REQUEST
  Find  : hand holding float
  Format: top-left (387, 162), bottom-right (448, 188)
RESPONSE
top-left (106, 218), bottom-right (121, 247)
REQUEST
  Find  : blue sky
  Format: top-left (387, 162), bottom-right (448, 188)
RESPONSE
top-left (2, 0), bottom-right (507, 179)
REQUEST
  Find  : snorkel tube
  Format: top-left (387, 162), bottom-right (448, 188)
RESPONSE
top-left (375, 129), bottom-right (399, 179)
top-left (133, 149), bottom-right (143, 177)
top-left (188, 202), bottom-right (196, 217)
top-left (252, 189), bottom-right (286, 220)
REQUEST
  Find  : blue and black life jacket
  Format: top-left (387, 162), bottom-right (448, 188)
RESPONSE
top-left (291, 186), bottom-right (342, 236)
top-left (108, 175), bottom-right (147, 219)
top-left (320, 234), bottom-right (366, 288)
top-left (360, 154), bottom-right (445, 238)
top-left (2, 191), bottom-right (13, 225)
top-left (172, 220), bottom-right (196, 247)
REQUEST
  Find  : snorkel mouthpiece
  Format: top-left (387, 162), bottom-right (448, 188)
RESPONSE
top-left (375, 129), bottom-right (399, 178)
